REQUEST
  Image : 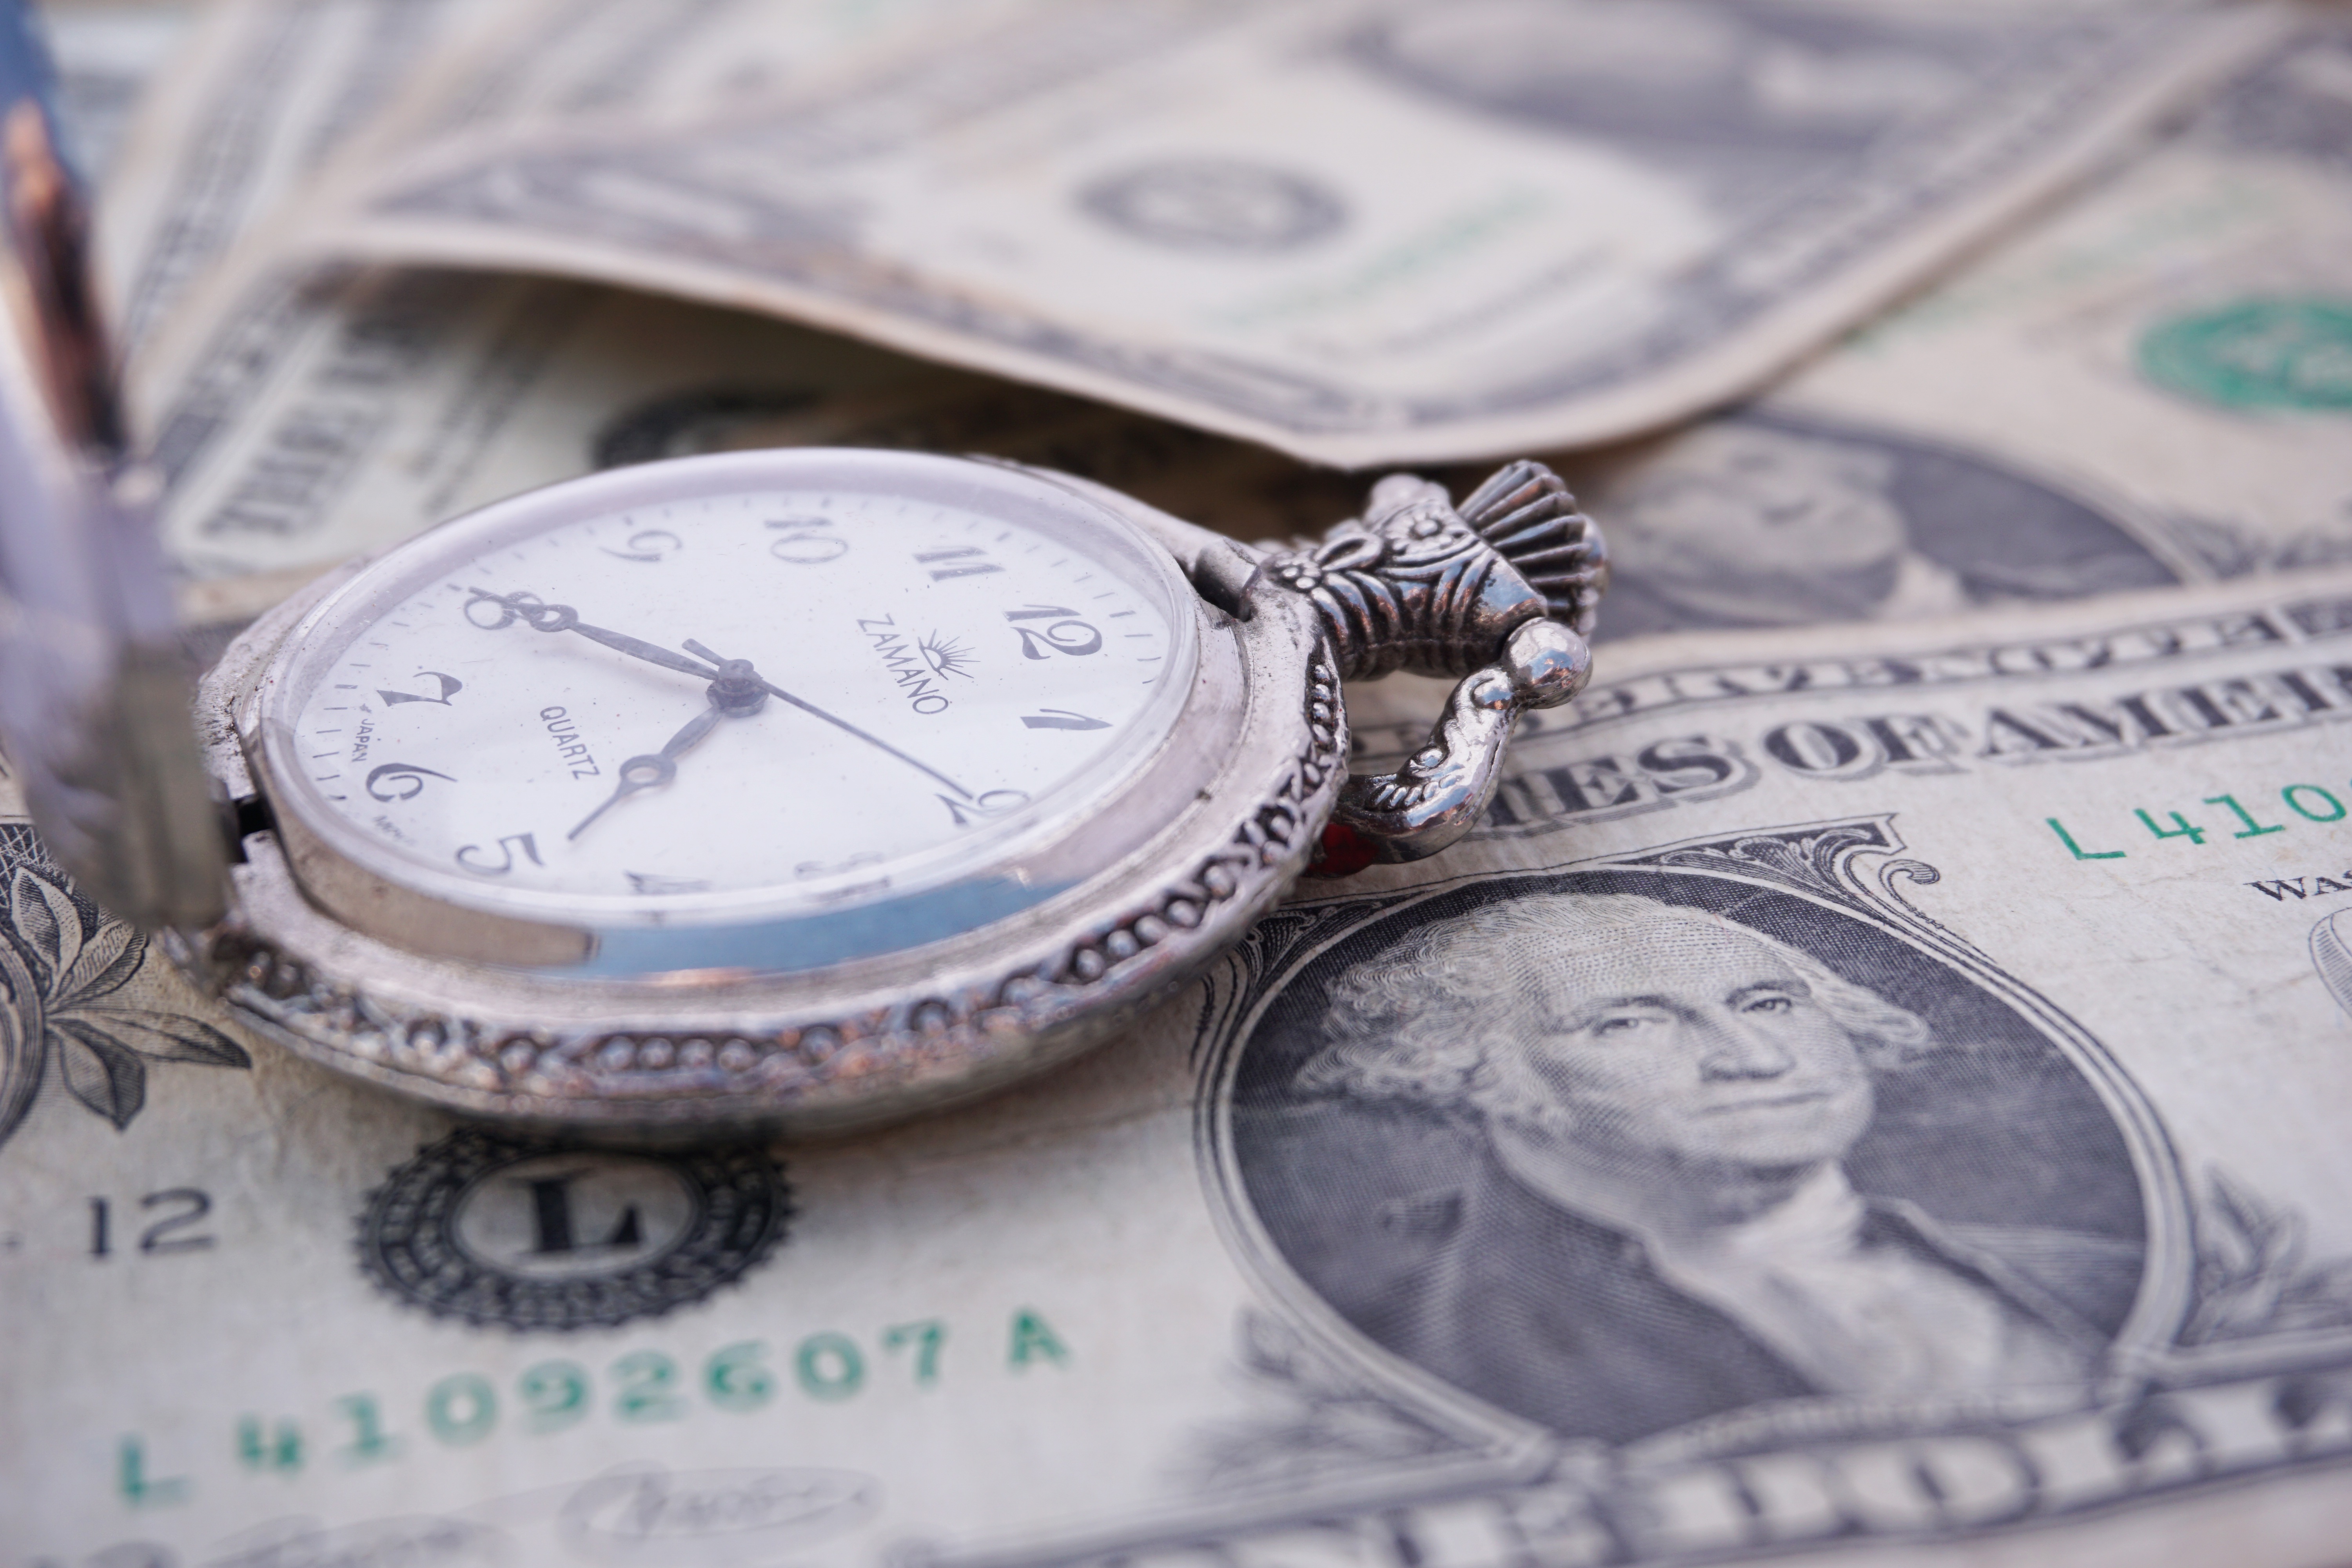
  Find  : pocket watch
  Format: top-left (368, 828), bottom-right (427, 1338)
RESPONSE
top-left (0, 38), bottom-right (1607, 1137)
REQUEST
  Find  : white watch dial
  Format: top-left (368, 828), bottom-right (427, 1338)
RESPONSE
top-left (260, 452), bottom-right (1198, 930)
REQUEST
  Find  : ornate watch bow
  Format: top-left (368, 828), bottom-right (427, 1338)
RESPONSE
top-left (1262, 461), bottom-right (1608, 869)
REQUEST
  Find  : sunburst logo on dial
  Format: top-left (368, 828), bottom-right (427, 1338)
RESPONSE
top-left (920, 632), bottom-right (978, 680)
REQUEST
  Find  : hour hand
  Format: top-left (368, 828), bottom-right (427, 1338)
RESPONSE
top-left (466, 588), bottom-right (715, 680)
top-left (567, 702), bottom-right (725, 842)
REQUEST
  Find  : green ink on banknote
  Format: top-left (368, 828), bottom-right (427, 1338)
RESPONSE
top-left (236, 1416), bottom-right (301, 1474)
top-left (426, 1373), bottom-right (497, 1446)
top-left (2047, 818), bottom-right (2126, 861)
top-left (117, 1436), bottom-right (190, 1507)
top-left (884, 1319), bottom-right (948, 1386)
top-left (2207, 793), bottom-right (2288, 838)
top-left (796, 1332), bottom-right (866, 1401)
top-left (2060, 780), bottom-right (2350, 862)
top-left (705, 1341), bottom-right (777, 1411)
top-left (519, 1360), bottom-right (590, 1432)
top-left (2138, 809), bottom-right (2207, 846)
top-left (153, 1309), bottom-right (1045, 1501)
top-left (2139, 298), bottom-right (2352, 412)
top-left (333, 1394), bottom-right (400, 1465)
top-left (1009, 1308), bottom-right (1071, 1369)
top-left (2285, 786), bottom-right (2347, 822)
top-left (610, 1350), bottom-right (686, 1422)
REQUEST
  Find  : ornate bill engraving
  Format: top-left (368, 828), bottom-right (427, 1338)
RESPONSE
top-left (1216, 826), bottom-right (2178, 1439)
top-left (1572, 412), bottom-right (2191, 640)
top-left (356, 1129), bottom-right (792, 1330)
top-left (0, 824), bottom-right (248, 1159)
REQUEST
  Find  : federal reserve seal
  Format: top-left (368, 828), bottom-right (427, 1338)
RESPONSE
top-left (2138, 296), bottom-right (2352, 412)
top-left (357, 1128), bottom-right (791, 1330)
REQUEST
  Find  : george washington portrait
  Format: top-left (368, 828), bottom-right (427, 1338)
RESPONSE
top-left (1584, 416), bottom-right (2180, 639)
top-left (1227, 878), bottom-right (2151, 1446)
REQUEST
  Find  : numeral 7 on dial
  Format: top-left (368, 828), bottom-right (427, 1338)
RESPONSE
top-left (376, 672), bottom-right (463, 707)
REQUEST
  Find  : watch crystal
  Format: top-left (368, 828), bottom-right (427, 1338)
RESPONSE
top-left (263, 453), bottom-right (1196, 931)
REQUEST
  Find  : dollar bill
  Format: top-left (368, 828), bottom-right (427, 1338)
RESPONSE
top-left (1430, 7), bottom-right (2352, 645)
top-left (9, 571), bottom-right (2352, 1566)
top-left (246, 0), bottom-right (2291, 465)
top-left (98, 0), bottom-right (1060, 323)
top-left (126, 2), bottom-right (2343, 619)
top-left (138, 273), bottom-right (918, 597)
top-left (1751, 9), bottom-right (2352, 583)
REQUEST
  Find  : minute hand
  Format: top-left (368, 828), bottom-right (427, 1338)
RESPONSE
top-left (680, 640), bottom-right (974, 801)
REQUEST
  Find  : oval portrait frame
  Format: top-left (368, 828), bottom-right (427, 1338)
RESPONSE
top-left (1193, 815), bottom-right (2196, 1460)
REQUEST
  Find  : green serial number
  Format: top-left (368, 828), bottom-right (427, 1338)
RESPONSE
top-left (115, 1309), bottom-right (1071, 1506)
top-left (2047, 782), bottom-right (2348, 861)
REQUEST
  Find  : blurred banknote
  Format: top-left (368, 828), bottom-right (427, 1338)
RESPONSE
top-left (97, 0), bottom-right (1036, 347)
top-left (1556, 7), bottom-right (2352, 637)
top-left (10, 572), bottom-right (2352, 1565)
top-left (213, 0), bottom-right (2292, 465)
top-left (122, 9), bottom-right (2352, 651)
top-left (134, 267), bottom-right (1384, 616)
top-left (1717, 11), bottom-right (2352, 612)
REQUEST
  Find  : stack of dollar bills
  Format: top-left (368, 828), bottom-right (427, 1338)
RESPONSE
top-left (11, 2), bottom-right (2352, 1564)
